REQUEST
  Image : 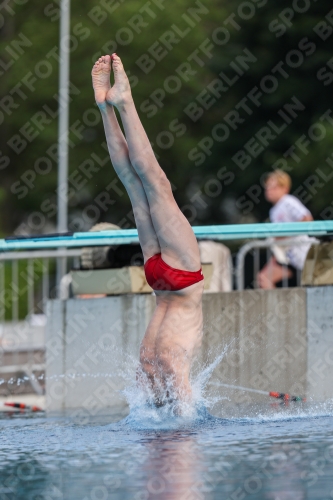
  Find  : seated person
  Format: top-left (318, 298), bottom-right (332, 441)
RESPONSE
top-left (257, 170), bottom-right (313, 289)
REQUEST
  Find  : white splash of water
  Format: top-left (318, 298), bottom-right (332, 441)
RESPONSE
top-left (0, 342), bottom-right (231, 427)
top-left (120, 345), bottom-right (231, 430)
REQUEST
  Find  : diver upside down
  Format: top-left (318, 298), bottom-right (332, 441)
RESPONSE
top-left (92, 53), bottom-right (204, 406)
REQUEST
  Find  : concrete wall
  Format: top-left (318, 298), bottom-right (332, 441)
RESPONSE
top-left (45, 287), bottom-right (333, 413)
top-left (307, 287), bottom-right (333, 400)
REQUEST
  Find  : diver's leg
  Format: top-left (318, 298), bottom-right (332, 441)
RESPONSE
top-left (93, 56), bottom-right (169, 396)
top-left (108, 54), bottom-right (201, 272)
top-left (92, 55), bottom-right (159, 260)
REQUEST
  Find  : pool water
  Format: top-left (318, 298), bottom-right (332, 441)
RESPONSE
top-left (1, 349), bottom-right (333, 499)
top-left (1, 402), bottom-right (333, 500)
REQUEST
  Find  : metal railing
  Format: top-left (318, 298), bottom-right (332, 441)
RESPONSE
top-left (236, 237), bottom-right (320, 290)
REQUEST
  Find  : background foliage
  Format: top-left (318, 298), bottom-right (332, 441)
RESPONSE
top-left (1, 0), bottom-right (333, 237)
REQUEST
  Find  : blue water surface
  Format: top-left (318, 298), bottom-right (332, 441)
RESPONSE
top-left (1, 402), bottom-right (333, 500)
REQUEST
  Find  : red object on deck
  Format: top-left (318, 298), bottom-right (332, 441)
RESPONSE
top-left (4, 402), bottom-right (43, 412)
top-left (269, 391), bottom-right (306, 402)
top-left (5, 402), bottom-right (26, 409)
top-left (31, 406), bottom-right (43, 412)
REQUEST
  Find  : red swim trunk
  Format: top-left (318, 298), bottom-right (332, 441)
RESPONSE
top-left (144, 253), bottom-right (204, 291)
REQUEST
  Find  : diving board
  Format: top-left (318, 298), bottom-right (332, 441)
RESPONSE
top-left (1, 221), bottom-right (333, 252)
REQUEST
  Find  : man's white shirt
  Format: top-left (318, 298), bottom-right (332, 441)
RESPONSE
top-left (269, 194), bottom-right (314, 270)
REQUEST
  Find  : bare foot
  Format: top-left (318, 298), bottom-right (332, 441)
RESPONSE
top-left (106, 54), bottom-right (132, 108)
top-left (91, 55), bottom-right (111, 108)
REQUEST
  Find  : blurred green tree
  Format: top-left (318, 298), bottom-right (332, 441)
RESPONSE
top-left (0, 0), bottom-right (333, 236)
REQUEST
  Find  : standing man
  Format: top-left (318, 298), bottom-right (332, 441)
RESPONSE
top-left (257, 170), bottom-right (313, 289)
